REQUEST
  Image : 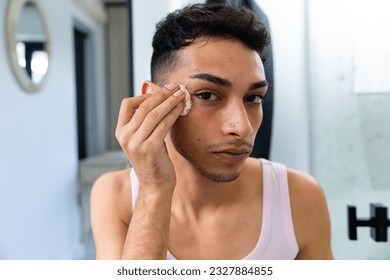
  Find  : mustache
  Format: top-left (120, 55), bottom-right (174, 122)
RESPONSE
top-left (208, 140), bottom-right (253, 150)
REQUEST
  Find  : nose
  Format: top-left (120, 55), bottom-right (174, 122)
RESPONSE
top-left (221, 101), bottom-right (253, 138)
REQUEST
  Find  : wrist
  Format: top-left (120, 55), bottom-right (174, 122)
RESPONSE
top-left (138, 184), bottom-right (175, 202)
top-left (134, 185), bottom-right (174, 222)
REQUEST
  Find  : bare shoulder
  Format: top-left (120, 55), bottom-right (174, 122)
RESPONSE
top-left (91, 168), bottom-right (132, 200)
top-left (91, 168), bottom-right (133, 223)
top-left (287, 168), bottom-right (325, 207)
top-left (287, 168), bottom-right (333, 259)
top-left (287, 169), bottom-right (329, 229)
top-left (90, 168), bottom-right (133, 259)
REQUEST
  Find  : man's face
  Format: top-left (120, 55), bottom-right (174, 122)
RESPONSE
top-left (167, 37), bottom-right (268, 182)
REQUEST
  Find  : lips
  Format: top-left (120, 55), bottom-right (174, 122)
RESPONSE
top-left (212, 148), bottom-right (250, 164)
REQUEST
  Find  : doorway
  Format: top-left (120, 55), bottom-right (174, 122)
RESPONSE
top-left (74, 28), bottom-right (88, 160)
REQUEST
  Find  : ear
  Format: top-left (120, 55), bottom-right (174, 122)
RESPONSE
top-left (141, 80), bottom-right (158, 95)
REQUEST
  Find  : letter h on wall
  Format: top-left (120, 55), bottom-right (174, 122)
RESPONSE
top-left (348, 203), bottom-right (390, 242)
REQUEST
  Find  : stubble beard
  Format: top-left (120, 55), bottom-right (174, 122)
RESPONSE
top-left (198, 168), bottom-right (241, 183)
top-left (170, 132), bottom-right (249, 183)
top-left (176, 147), bottom-right (242, 183)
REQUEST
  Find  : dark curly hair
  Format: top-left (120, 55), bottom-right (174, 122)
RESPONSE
top-left (151, 3), bottom-right (270, 84)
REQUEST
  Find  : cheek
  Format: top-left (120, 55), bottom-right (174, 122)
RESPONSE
top-left (170, 117), bottom-right (199, 149)
top-left (252, 108), bottom-right (263, 132)
top-left (248, 103), bottom-right (263, 126)
top-left (170, 108), bottom-right (214, 148)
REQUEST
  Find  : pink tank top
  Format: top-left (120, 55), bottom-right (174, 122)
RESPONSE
top-left (130, 158), bottom-right (299, 259)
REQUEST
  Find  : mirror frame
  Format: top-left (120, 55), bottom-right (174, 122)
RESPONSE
top-left (6, 0), bottom-right (51, 93)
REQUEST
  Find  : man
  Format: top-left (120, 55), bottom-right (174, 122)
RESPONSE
top-left (91, 3), bottom-right (333, 260)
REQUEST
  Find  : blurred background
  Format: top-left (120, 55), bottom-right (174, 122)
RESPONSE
top-left (0, 0), bottom-right (389, 259)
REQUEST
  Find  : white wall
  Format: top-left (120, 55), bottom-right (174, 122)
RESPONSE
top-left (308, 0), bottom-right (390, 259)
top-left (255, 0), bottom-right (310, 172)
top-left (0, 0), bottom-right (83, 259)
top-left (255, 0), bottom-right (390, 259)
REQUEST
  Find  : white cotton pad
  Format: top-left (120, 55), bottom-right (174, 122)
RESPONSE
top-left (179, 84), bottom-right (192, 116)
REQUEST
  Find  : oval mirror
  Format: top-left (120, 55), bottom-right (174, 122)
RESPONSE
top-left (6, 0), bottom-right (51, 92)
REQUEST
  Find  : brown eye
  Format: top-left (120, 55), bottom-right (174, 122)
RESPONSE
top-left (245, 95), bottom-right (264, 104)
top-left (195, 92), bottom-right (218, 101)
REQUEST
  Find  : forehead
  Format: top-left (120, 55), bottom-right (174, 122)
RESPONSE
top-left (171, 37), bottom-right (265, 82)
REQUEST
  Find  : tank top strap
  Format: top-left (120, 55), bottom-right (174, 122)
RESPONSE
top-left (130, 168), bottom-right (140, 211)
top-left (260, 158), bottom-right (299, 258)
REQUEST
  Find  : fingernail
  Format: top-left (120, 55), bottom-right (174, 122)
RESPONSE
top-left (173, 89), bottom-right (184, 97)
top-left (164, 83), bottom-right (177, 90)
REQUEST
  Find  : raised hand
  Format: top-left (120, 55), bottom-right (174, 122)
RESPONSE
top-left (115, 82), bottom-right (186, 193)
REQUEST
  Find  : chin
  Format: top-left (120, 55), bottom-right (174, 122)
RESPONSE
top-left (191, 162), bottom-right (242, 182)
top-left (201, 171), bottom-right (241, 183)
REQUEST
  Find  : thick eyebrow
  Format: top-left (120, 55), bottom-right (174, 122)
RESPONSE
top-left (189, 73), bottom-right (268, 91)
top-left (248, 80), bottom-right (268, 91)
top-left (189, 73), bottom-right (232, 88)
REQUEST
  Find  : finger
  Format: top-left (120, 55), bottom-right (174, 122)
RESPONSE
top-left (116, 81), bottom-right (173, 131)
top-left (125, 89), bottom-right (186, 142)
top-left (146, 101), bottom-right (185, 142)
top-left (127, 85), bottom-right (183, 134)
top-left (130, 84), bottom-right (180, 127)
top-left (116, 95), bottom-right (151, 130)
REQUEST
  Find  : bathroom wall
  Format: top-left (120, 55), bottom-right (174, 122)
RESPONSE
top-left (308, 0), bottom-right (390, 259)
top-left (255, 0), bottom-right (390, 259)
top-left (255, 0), bottom-right (310, 172)
top-left (0, 0), bottom-right (104, 259)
